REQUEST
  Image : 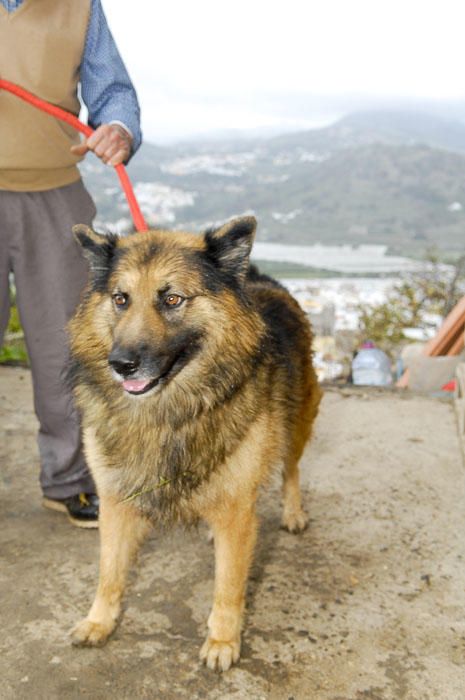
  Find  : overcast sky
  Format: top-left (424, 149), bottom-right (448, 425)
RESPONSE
top-left (102, 0), bottom-right (465, 142)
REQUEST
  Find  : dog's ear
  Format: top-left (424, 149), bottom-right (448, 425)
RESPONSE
top-left (73, 225), bottom-right (118, 289)
top-left (204, 216), bottom-right (257, 282)
top-left (73, 225), bottom-right (116, 261)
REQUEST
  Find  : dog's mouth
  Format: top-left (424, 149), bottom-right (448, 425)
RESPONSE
top-left (121, 377), bottom-right (160, 395)
top-left (116, 346), bottom-right (195, 397)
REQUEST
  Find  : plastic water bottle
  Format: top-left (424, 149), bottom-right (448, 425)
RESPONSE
top-left (352, 341), bottom-right (392, 386)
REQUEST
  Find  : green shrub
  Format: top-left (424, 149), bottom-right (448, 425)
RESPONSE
top-left (0, 300), bottom-right (29, 366)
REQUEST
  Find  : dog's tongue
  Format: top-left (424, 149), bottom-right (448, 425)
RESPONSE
top-left (122, 378), bottom-right (151, 393)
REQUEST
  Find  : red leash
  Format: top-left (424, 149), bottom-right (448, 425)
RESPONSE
top-left (0, 79), bottom-right (148, 232)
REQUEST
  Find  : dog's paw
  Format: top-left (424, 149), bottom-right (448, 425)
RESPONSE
top-left (200, 636), bottom-right (240, 672)
top-left (71, 619), bottom-right (114, 647)
top-left (281, 508), bottom-right (308, 533)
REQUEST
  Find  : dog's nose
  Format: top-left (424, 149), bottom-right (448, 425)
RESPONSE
top-left (108, 346), bottom-right (140, 377)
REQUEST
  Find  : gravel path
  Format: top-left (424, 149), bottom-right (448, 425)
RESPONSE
top-left (1, 366), bottom-right (464, 700)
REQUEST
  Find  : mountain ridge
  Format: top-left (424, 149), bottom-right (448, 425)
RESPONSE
top-left (80, 109), bottom-right (465, 256)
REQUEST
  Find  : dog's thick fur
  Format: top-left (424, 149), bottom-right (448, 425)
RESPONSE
top-left (68, 216), bottom-right (321, 671)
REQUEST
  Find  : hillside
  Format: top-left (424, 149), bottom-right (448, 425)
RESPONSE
top-left (80, 110), bottom-right (465, 256)
top-left (269, 110), bottom-right (465, 154)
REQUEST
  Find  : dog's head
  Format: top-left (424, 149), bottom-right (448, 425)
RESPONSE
top-left (71, 217), bottom-right (261, 399)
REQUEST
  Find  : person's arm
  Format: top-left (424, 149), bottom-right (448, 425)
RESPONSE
top-left (71, 0), bottom-right (142, 165)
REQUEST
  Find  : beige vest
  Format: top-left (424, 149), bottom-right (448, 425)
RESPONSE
top-left (0, 0), bottom-right (91, 191)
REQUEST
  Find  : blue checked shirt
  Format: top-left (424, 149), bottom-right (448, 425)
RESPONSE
top-left (1, 0), bottom-right (142, 157)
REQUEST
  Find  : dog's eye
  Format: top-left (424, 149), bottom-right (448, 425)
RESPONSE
top-left (112, 292), bottom-right (129, 308)
top-left (164, 294), bottom-right (184, 308)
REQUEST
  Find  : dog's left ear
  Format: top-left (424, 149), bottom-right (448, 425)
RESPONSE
top-left (204, 216), bottom-right (257, 282)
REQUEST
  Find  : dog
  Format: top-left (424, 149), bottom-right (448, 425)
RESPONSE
top-left (68, 216), bottom-right (321, 671)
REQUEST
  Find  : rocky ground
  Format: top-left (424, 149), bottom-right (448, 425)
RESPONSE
top-left (1, 366), bottom-right (465, 700)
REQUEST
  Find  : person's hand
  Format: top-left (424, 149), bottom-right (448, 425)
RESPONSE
top-left (70, 123), bottom-right (133, 166)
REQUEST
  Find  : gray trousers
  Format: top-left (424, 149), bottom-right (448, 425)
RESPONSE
top-left (0, 180), bottom-right (96, 499)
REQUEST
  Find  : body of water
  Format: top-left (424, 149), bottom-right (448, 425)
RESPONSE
top-left (252, 242), bottom-right (422, 274)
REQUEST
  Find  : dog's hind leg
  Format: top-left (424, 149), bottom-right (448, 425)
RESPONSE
top-left (281, 451), bottom-right (309, 533)
top-left (200, 498), bottom-right (257, 672)
top-left (282, 382), bottom-right (321, 533)
top-left (71, 494), bottom-right (151, 647)
top-left (281, 413), bottom-right (313, 533)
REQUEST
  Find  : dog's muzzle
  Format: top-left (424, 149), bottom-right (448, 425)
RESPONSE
top-left (108, 346), bottom-right (140, 378)
top-left (108, 346), bottom-right (158, 395)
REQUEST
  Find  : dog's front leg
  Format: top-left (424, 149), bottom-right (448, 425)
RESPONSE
top-left (72, 494), bottom-right (150, 647)
top-left (200, 499), bottom-right (257, 671)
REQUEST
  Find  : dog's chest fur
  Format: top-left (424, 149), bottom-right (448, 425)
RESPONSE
top-left (79, 363), bottom-right (276, 523)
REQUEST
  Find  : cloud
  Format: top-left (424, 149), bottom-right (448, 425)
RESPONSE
top-left (102, 0), bottom-right (465, 140)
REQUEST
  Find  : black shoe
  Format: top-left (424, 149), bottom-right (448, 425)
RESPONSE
top-left (42, 493), bottom-right (99, 529)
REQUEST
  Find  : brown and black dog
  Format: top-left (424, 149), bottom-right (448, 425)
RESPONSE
top-left (68, 216), bottom-right (321, 671)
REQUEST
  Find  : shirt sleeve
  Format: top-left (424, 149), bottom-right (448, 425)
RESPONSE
top-left (80, 0), bottom-right (142, 158)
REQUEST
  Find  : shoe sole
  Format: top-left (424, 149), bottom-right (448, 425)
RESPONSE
top-left (42, 498), bottom-right (99, 529)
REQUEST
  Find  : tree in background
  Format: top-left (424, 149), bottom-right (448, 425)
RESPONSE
top-left (358, 250), bottom-right (465, 355)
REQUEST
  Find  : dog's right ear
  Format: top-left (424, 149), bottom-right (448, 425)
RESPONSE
top-left (73, 225), bottom-right (117, 261)
top-left (73, 225), bottom-right (118, 289)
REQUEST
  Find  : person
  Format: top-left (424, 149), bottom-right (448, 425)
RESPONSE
top-left (0, 0), bottom-right (142, 527)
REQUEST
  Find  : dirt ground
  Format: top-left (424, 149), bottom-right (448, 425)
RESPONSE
top-left (1, 366), bottom-right (465, 700)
